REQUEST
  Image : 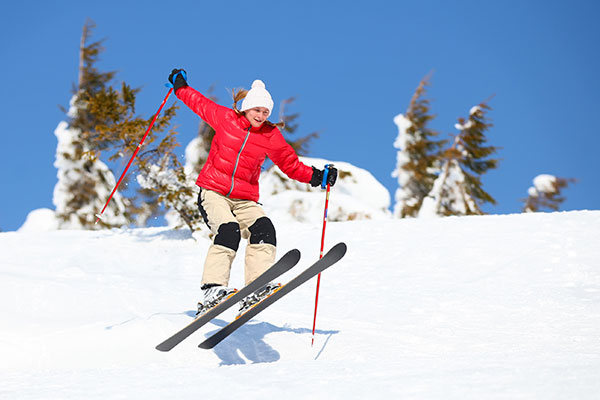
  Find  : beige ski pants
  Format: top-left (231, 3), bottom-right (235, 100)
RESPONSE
top-left (198, 188), bottom-right (276, 287)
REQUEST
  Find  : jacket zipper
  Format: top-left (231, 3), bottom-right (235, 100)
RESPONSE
top-left (227, 127), bottom-right (251, 197)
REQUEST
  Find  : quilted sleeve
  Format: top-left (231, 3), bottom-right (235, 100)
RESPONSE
top-left (175, 86), bottom-right (229, 129)
top-left (267, 128), bottom-right (313, 183)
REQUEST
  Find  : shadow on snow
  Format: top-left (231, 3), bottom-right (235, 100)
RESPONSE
top-left (204, 318), bottom-right (340, 366)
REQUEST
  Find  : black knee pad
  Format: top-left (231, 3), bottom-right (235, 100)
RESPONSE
top-left (249, 217), bottom-right (277, 246)
top-left (214, 222), bottom-right (241, 251)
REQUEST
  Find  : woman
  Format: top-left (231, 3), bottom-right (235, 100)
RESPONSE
top-left (167, 69), bottom-right (337, 316)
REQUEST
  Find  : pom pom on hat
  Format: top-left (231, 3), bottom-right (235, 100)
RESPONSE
top-left (240, 79), bottom-right (274, 116)
top-left (250, 79), bottom-right (266, 89)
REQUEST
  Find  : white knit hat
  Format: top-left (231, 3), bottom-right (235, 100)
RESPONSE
top-left (240, 80), bottom-right (274, 116)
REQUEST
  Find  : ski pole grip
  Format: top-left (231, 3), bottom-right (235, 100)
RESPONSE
top-left (165, 70), bottom-right (188, 88)
top-left (321, 163), bottom-right (333, 189)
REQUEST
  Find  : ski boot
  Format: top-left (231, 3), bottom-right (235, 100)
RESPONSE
top-left (196, 285), bottom-right (237, 317)
top-left (236, 282), bottom-right (282, 318)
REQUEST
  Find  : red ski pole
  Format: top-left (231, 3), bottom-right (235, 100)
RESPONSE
top-left (95, 87), bottom-right (173, 224)
top-left (311, 164), bottom-right (333, 347)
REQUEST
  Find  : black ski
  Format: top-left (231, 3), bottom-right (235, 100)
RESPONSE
top-left (198, 242), bottom-right (347, 349)
top-left (155, 249), bottom-right (301, 352)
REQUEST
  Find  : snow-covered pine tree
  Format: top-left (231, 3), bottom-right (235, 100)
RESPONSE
top-left (53, 20), bottom-right (129, 229)
top-left (58, 20), bottom-right (202, 232)
top-left (93, 83), bottom-right (208, 232)
top-left (522, 175), bottom-right (575, 212)
top-left (136, 151), bottom-right (204, 232)
top-left (419, 101), bottom-right (499, 217)
top-left (392, 74), bottom-right (446, 218)
top-left (86, 62), bottom-right (208, 232)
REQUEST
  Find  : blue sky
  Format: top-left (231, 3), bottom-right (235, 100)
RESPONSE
top-left (1, 0), bottom-right (599, 231)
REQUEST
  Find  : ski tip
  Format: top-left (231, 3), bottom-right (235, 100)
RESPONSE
top-left (284, 248), bottom-right (301, 264)
top-left (333, 242), bottom-right (347, 255)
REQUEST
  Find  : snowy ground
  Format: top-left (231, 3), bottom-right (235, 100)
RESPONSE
top-left (1, 211), bottom-right (599, 399)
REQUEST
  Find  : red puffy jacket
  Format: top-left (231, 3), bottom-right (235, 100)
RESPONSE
top-left (176, 86), bottom-right (313, 202)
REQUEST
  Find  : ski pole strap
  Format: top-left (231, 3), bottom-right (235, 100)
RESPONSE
top-left (165, 70), bottom-right (188, 88)
top-left (321, 164), bottom-right (333, 189)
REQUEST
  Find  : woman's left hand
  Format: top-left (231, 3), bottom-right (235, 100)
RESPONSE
top-left (310, 166), bottom-right (338, 187)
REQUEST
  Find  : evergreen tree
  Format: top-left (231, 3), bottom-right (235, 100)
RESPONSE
top-left (392, 74), bottom-right (446, 218)
top-left (88, 80), bottom-right (185, 227)
top-left (522, 175), bottom-right (575, 212)
top-left (85, 56), bottom-right (206, 231)
top-left (55, 20), bottom-right (203, 232)
top-left (419, 101), bottom-right (499, 216)
top-left (53, 20), bottom-right (129, 229)
top-left (277, 96), bottom-right (319, 156)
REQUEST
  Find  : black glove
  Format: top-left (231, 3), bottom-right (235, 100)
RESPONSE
top-left (168, 68), bottom-right (188, 92)
top-left (310, 166), bottom-right (338, 188)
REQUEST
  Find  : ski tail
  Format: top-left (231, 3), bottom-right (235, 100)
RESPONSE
top-left (155, 248), bottom-right (301, 352)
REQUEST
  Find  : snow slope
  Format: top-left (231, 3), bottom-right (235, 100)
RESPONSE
top-left (1, 211), bottom-right (600, 399)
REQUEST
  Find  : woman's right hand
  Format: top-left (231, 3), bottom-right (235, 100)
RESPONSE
top-left (168, 69), bottom-right (188, 91)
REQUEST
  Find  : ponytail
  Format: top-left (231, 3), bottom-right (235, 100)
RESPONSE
top-left (232, 88), bottom-right (248, 113)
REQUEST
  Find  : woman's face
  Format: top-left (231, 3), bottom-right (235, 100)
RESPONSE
top-left (244, 107), bottom-right (270, 128)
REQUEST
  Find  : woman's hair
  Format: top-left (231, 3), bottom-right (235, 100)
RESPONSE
top-left (232, 88), bottom-right (285, 129)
